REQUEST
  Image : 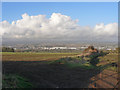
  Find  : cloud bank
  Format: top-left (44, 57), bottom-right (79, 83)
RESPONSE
top-left (0, 13), bottom-right (118, 43)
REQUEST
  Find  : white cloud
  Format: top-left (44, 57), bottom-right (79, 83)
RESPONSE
top-left (0, 13), bottom-right (118, 42)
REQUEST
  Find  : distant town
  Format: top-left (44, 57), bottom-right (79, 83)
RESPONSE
top-left (2, 43), bottom-right (117, 52)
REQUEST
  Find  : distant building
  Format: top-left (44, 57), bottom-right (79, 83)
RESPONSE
top-left (67, 47), bottom-right (77, 50)
top-left (80, 46), bottom-right (88, 49)
top-left (49, 47), bottom-right (67, 50)
top-left (40, 47), bottom-right (77, 50)
top-left (106, 48), bottom-right (112, 50)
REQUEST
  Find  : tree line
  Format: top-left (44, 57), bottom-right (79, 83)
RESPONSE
top-left (2, 47), bottom-right (15, 52)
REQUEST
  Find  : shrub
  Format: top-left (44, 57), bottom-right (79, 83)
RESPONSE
top-left (89, 55), bottom-right (99, 66)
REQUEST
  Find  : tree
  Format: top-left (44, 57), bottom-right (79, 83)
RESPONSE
top-left (2, 47), bottom-right (14, 52)
top-left (89, 55), bottom-right (99, 66)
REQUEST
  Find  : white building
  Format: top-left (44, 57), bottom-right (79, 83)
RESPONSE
top-left (41, 47), bottom-right (77, 50)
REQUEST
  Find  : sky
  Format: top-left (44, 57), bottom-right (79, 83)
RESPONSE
top-left (2, 2), bottom-right (118, 26)
top-left (0, 2), bottom-right (118, 44)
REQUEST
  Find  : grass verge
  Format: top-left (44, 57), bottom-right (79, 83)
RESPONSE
top-left (2, 74), bottom-right (33, 88)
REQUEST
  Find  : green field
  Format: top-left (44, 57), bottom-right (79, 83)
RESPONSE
top-left (2, 52), bottom-right (79, 61)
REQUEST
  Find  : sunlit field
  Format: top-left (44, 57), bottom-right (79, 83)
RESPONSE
top-left (2, 52), bottom-right (79, 61)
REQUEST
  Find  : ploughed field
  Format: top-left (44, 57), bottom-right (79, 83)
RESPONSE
top-left (2, 52), bottom-right (119, 88)
top-left (3, 61), bottom-right (100, 88)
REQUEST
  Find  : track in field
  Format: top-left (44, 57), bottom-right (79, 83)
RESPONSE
top-left (88, 68), bottom-right (119, 88)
